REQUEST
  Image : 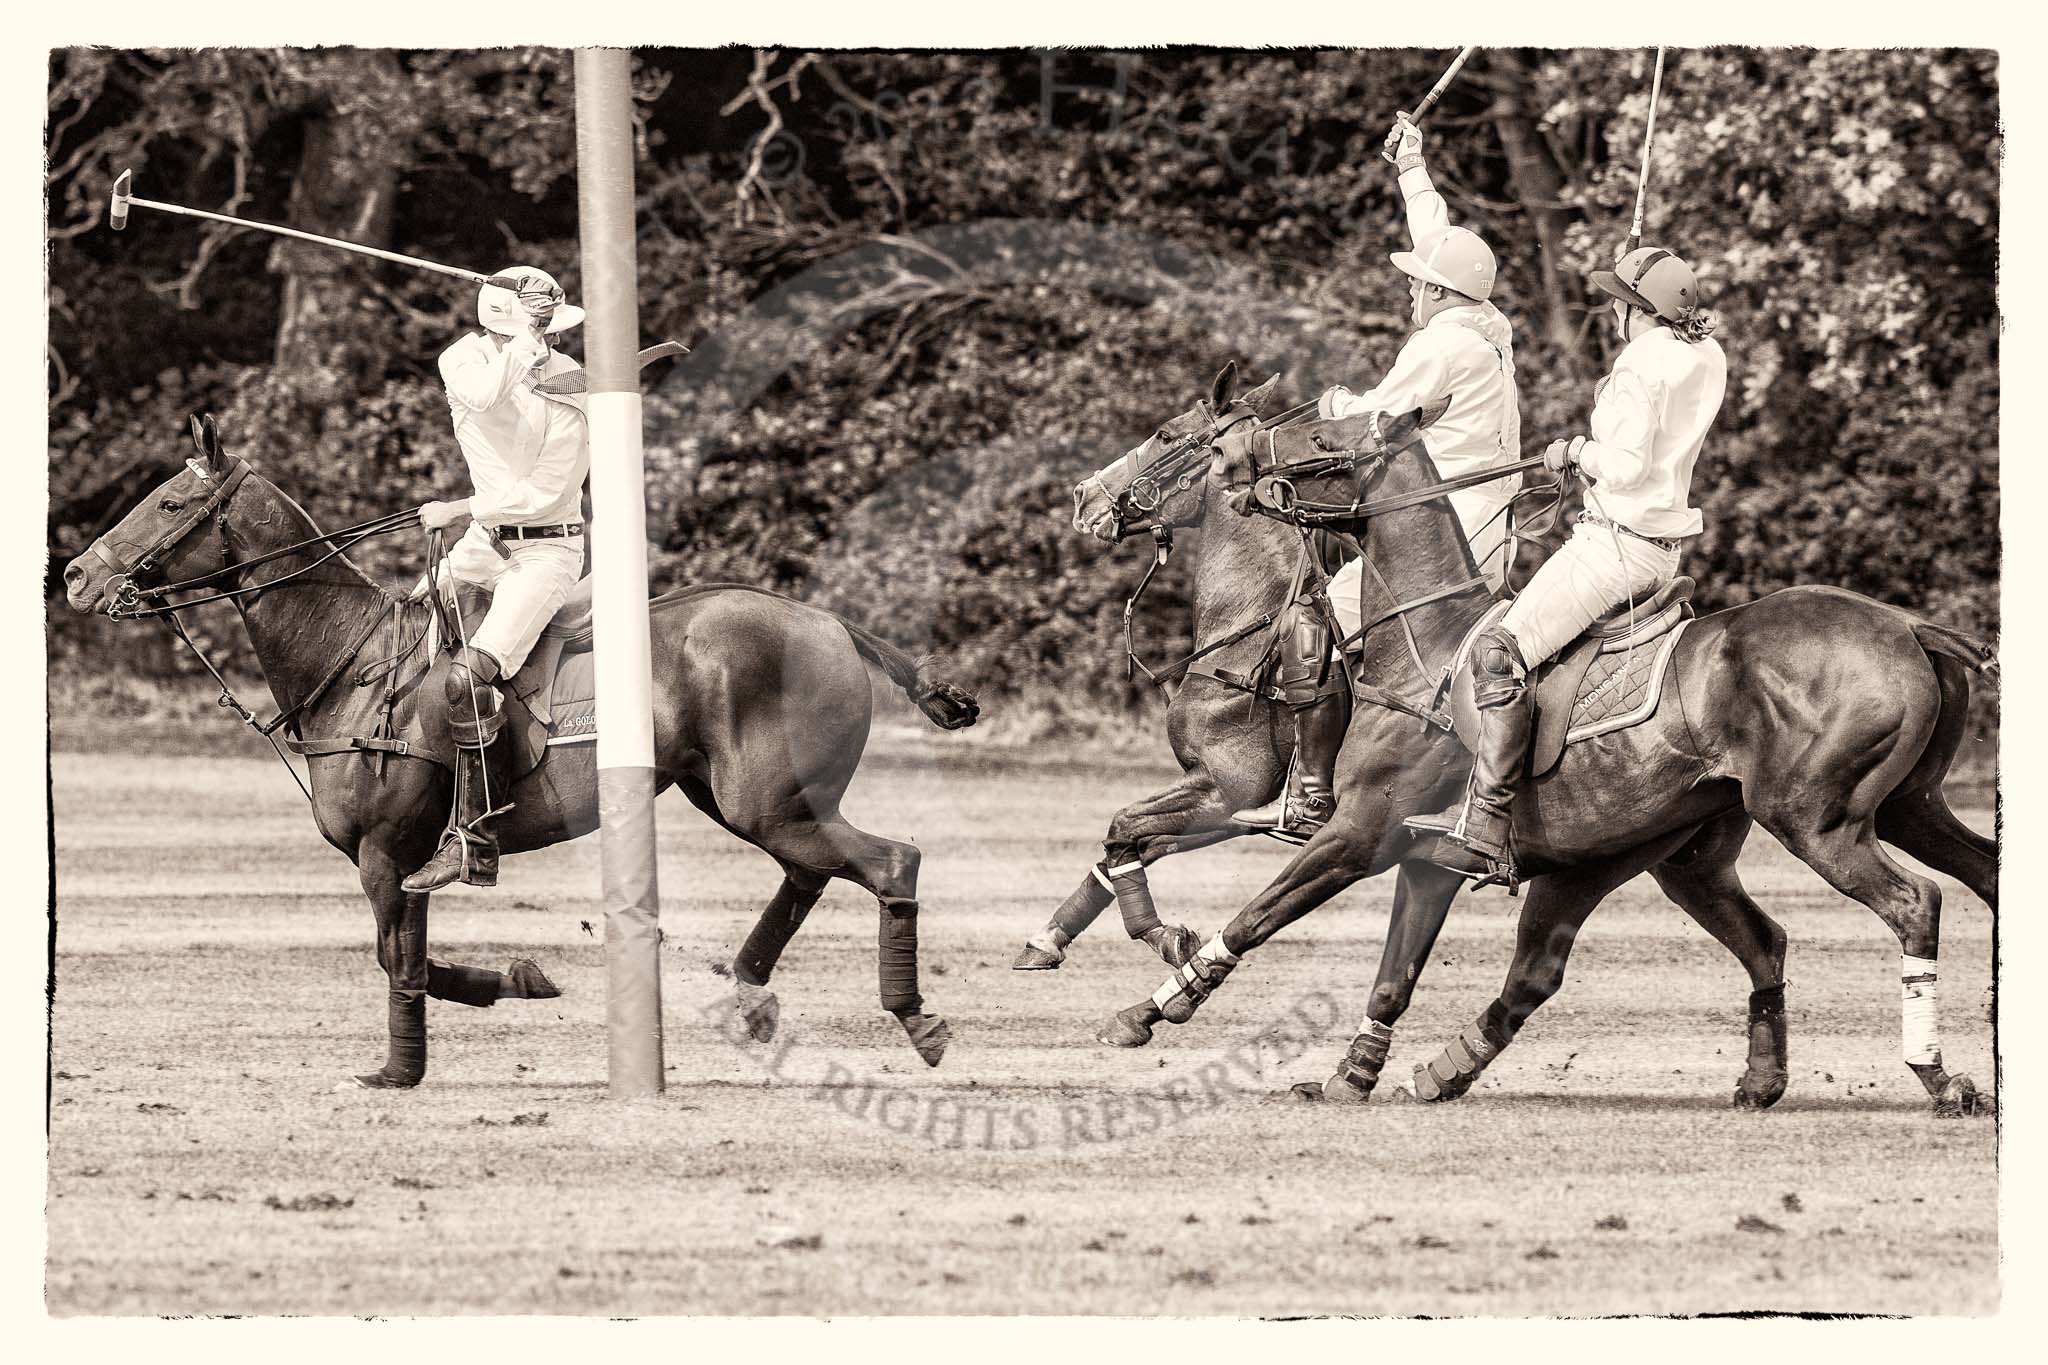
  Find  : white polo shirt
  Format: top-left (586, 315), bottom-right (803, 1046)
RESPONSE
top-left (1577, 327), bottom-right (1728, 540)
top-left (439, 331), bottom-right (589, 529)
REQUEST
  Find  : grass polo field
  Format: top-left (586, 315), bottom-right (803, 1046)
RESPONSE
top-left (48, 733), bottom-right (1998, 1316)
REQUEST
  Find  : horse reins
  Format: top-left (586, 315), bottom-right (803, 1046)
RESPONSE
top-left (96, 454), bottom-right (432, 804)
top-left (1234, 413), bottom-right (1564, 728)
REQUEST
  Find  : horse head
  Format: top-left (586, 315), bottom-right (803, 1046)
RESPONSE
top-left (1071, 362), bottom-right (1280, 544)
top-left (62, 413), bottom-right (246, 616)
top-left (1211, 394), bottom-right (1452, 521)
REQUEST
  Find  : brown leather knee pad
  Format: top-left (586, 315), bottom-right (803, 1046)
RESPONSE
top-left (1275, 602), bottom-right (1336, 707)
top-left (1472, 623), bottom-right (1527, 709)
top-left (445, 646), bottom-right (505, 748)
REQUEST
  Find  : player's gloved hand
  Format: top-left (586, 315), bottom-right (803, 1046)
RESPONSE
top-left (1318, 385), bottom-right (1354, 421)
top-left (419, 499), bottom-right (469, 532)
top-left (1382, 111), bottom-right (1423, 166)
top-left (1543, 437), bottom-right (1586, 475)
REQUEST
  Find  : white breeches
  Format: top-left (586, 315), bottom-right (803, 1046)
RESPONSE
top-left (442, 523), bottom-right (584, 676)
top-left (1499, 520), bottom-right (1679, 669)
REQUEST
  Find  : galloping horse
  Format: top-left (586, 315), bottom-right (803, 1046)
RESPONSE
top-left (1102, 403), bottom-right (1997, 1116)
top-left (61, 416), bottom-right (979, 1089)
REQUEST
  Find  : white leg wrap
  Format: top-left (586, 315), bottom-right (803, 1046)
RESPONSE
top-left (1356, 1016), bottom-right (1395, 1042)
top-left (1148, 935), bottom-right (1238, 1012)
top-left (1902, 954), bottom-right (1940, 1066)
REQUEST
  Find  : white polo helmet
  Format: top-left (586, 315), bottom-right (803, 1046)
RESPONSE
top-left (478, 265), bottom-right (586, 337)
top-left (1391, 226), bottom-right (1497, 302)
top-left (1591, 247), bottom-right (1700, 324)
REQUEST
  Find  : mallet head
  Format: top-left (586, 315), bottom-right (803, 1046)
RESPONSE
top-left (109, 169), bottom-right (132, 231)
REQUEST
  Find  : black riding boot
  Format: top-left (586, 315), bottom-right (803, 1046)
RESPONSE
top-left (403, 648), bottom-right (514, 894)
top-left (1406, 624), bottom-right (1531, 877)
top-left (403, 742), bottom-right (513, 892)
top-left (1234, 691), bottom-right (1347, 836)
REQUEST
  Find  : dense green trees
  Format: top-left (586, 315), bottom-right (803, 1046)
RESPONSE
top-left (46, 48), bottom-right (1998, 725)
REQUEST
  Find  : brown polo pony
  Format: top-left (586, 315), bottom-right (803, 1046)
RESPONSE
top-left (1101, 402), bottom-right (1998, 1116)
top-left (61, 416), bottom-right (978, 1089)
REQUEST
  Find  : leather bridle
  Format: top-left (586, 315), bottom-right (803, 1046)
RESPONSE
top-left (100, 455), bottom-right (422, 621)
top-left (84, 451), bottom-right (428, 803)
top-left (1108, 401), bottom-right (1262, 541)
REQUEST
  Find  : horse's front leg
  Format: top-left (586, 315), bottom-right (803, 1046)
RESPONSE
top-left (1096, 794), bottom-right (1392, 1048)
top-left (354, 845), bottom-right (431, 1089)
top-left (1293, 860), bottom-right (1468, 1104)
top-left (1017, 773), bottom-right (1241, 971)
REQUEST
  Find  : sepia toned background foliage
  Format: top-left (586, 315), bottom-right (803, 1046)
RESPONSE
top-left (45, 48), bottom-right (1999, 728)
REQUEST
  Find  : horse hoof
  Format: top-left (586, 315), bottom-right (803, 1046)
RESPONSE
top-left (1011, 941), bottom-right (1065, 970)
top-left (1149, 924), bottom-right (1201, 969)
top-left (346, 1069), bottom-right (421, 1091)
top-left (1097, 1003), bottom-right (1158, 1048)
top-left (735, 983), bottom-right (781, 1043)
top-left (1287, 1076), bottom-right (1372, 1105)
top-left (900, 1013), bottom-right (951, 1067)
top-left (1410, 1064), bottom-right (1466, 1104)
top-left (505, 957), bottom-right (561, 1000)
top-left (1732, 1071), bottom-right (1787, 1110)
top-left (1321, 1073), bottom-right (1375, 1104)
top-left (1935, 1073), bottom-right (1994, 1118)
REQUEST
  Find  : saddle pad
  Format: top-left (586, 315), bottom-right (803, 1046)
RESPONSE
top-left (1446, 608), bottom-right (1692, 778)
top-left (1559, 618), bottom-right (1691, 750)
top-left (541, 648), bottom-right (598, 745)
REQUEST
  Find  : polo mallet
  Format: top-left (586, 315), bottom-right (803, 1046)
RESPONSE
top-left (1622, 47), bottom-right (1667, 257)
top-left (533, 340), bottom-right (690, 397)
top-left (109, 169), bottom-right (525, 291)
top-left (1381, 47), bottom-right (1478, 164)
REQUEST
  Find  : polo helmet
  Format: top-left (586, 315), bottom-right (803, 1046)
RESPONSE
top-left (478, 265), bottom-right (586, 337)
top-left (1591, 247), bottom-right (1700, 324)
top-left (1391, 227), bottom-right (1497, 302)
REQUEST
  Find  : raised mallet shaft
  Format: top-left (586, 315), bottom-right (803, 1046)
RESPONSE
top-left (108, 169), bottom-right (520, 290)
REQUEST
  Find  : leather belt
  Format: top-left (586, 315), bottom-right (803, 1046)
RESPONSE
top-left (494, 522), bottom-right (584, 541)
top-left (1577, 512), bottom-right (1681, 553)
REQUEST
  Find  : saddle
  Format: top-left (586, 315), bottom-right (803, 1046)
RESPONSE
top-left (1445, 576), bottom-right (1696, 780)
top-left (294, 578), bottom-right (604, 775)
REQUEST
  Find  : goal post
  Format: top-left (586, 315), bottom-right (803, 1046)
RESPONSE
top-left (574, 48), bottom-right (665, 1098)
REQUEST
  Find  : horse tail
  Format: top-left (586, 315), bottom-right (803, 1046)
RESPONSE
top-left (1912, 620), bottom-right (2000, 693)
top-left (838, 617), bottom-right (981, 731)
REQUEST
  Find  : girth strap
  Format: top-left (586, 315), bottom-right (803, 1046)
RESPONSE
top-left (285, 735), bottom-right (414, 758)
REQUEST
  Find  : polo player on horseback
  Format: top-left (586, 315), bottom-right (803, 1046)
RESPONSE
top-left (406, 266), bottom-right (591, 893)
top-left (1235, 112), bottom-right (1524, 838)
top-left (1406, 246), bottom-right (1727, 879)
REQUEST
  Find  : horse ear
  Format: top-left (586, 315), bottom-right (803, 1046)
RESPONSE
top-left (189, 414), bottom-right (206, 457)
top-left (1239, 373), bottom-right (1282, 415)
top-left (1209, 361), bottom-right (1239, 410)
top-left (1384, 394), bottom-right (1454, 447)
top-left (198, 413), bottom-right (225, 469)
